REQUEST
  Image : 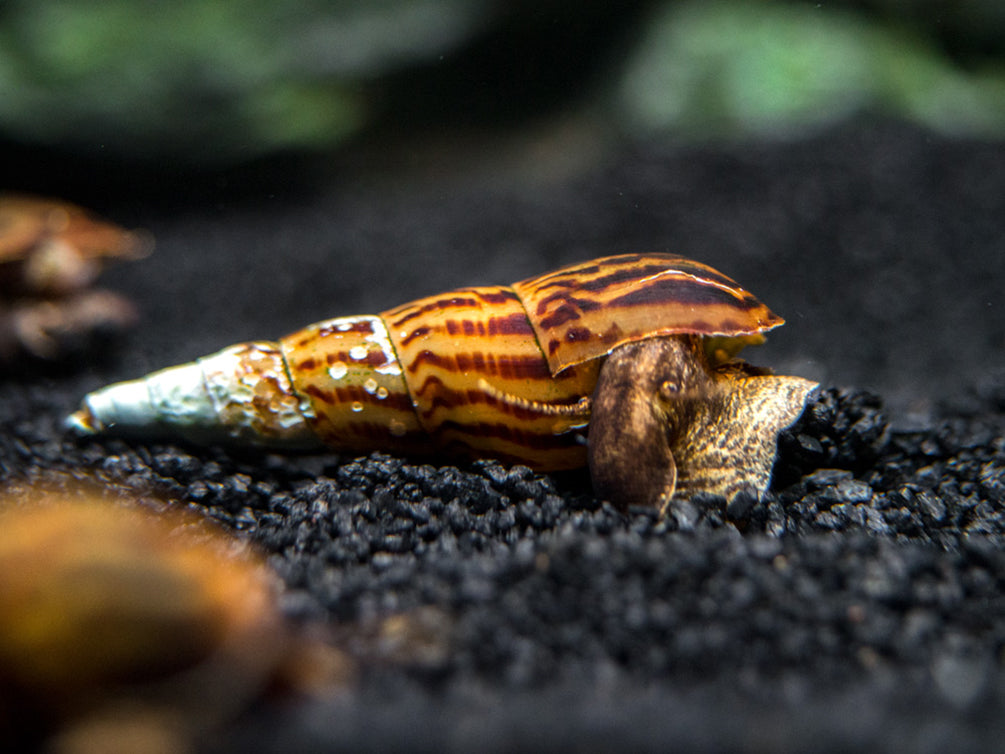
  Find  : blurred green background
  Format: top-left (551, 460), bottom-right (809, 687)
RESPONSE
top-left (1, 0), bottom-right (1003, 168)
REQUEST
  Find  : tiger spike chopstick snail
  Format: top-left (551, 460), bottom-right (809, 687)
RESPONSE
top-left (67, 254), bottom-right (817, 513)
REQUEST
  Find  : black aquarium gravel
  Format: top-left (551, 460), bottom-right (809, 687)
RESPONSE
top-left (2, 120), bottom-right (1004, 752)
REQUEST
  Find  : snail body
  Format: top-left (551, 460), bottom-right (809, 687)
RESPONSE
top-left (70, 254), bottom-right (816, 511)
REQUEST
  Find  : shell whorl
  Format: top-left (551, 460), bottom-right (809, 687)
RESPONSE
top-left (513, 253), bottom-right (784, 373)
top-left (381, 286), bottom-right (597, 469)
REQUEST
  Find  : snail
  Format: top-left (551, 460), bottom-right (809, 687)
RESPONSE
top-left (0, 194), bottom-right (150, 360)
top-left (0, 489), bottom-right (352, 750)
top-left (68, 254), bottom-right (817, 512)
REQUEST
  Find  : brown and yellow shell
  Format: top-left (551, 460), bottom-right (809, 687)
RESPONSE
top-left (279, 254), bottom-right (785, 468)
top-left (512, 254), bottom-right (783, 373)
top-left (69, 254), bottom-right (816, 511)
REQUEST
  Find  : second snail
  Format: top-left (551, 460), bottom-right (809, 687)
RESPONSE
top-left (68, 254), bottom-right (818, 513)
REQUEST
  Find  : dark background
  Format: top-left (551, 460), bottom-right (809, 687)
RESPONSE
top-left (3, 2), bottom-right (1005, 751)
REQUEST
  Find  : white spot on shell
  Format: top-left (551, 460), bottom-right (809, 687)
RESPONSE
top-left (349, 345), bottom-right (368, 361)
top-left (376, 387), bottom-right (389, 400)
top-left (313, 316), bottom-right (364, 335)
top-left (328, 362), bottom-right (348, 380)
top-left (363, 378), bottom-right (378, 395)
top-left (351, 401), bottom-right (364, 412)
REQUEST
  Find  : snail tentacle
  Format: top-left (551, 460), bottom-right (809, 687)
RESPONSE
top-left (588, 336), bottom-right (713, 511)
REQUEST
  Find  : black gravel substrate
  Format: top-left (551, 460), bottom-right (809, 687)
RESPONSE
top-left (2, 119), bottom-right (1004, 752)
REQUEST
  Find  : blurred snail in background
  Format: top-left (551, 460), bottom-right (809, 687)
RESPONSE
top-left (0, 488), bottom-right (353, 752)
top-left (0, 195), bottom-right (150, 361)
top-left (69, 254), bottom-right (817, 512)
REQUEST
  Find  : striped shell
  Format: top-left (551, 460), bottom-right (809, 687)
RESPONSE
top-left (69, 254), bottom-right (786, 474)
top-left (513, 254), bottom-right (782, 373)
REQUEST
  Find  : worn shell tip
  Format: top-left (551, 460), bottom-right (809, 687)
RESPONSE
top-left (64, 376), bottom-right (157, 437)
top-left (65, 344), bottom-right (327, 449)
top-left (65, 406), bottom-right (99, 435)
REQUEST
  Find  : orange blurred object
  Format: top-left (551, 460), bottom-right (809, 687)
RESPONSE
top-left (0, 195), bottom-right (149, 296)
top-left (0, 195), bottom-right (150, 359)
top-left (0, 492), bottom-right (307, 750)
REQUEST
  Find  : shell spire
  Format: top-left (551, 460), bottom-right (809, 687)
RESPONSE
top-left (67, 342), bottom-right (323, 449)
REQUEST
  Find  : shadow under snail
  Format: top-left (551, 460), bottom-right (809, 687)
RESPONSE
top-left (68, 254), bottom-right (817, 513)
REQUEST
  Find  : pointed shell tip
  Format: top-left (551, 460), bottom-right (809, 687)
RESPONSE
top-left (65, 407), bottom-right (99, 435)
